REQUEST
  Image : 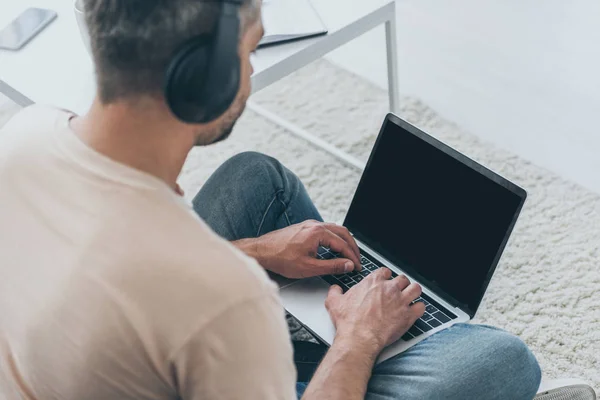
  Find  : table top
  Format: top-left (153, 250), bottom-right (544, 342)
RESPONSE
top-left (0, 0), bottom-right (392, 115)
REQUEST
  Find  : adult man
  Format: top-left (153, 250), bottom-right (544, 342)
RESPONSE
top-left (0, 0), bottom-right (541, 398)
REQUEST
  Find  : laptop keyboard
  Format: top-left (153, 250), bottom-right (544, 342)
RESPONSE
top-left (317, 246), bottom-right (458, 341)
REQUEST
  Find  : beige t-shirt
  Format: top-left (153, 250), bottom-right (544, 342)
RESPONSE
top-left (0, 106), bottom-right (297, 400)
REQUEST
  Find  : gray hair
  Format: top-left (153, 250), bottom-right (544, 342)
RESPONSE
top-left (83, 0), bottom-right (259, 103)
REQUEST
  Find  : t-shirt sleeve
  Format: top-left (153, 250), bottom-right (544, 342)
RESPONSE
top-left (171, 292), bottom-right (297, 400)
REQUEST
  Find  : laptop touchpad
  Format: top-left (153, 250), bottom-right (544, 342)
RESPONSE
top-left (279, 277), bottom-right (336, 345)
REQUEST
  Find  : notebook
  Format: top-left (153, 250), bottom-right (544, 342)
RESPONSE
top-left (259, 0), bottom-right (328, 47)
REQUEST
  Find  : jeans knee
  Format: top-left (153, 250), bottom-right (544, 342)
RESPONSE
top-left (224, 151), bottom-right (278, 174)
top-left (228, 151), bottom-right (300, 195)
top-left (430, 325), bottom-right (540, 400)
top-left (494, 331), bottom-right (541, 398)
top-left (194, 152), bottom-right (278, 207)
top-left (214, 152), bottom-right (281, 189)
top-left (461, 326), bottom-right (541, 399)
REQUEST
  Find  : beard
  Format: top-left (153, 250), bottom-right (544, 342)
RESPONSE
top-left (194, 94), bottom-right (247, 147)
top-left (203, 122), bottom-right (234, 145)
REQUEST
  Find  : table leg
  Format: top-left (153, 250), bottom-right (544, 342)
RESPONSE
top-left (385, 12), bottom-right (400, 114)
top-left (248, 1), bottom-right (398, 171)
top-left (0, 80), bottom-right (34, 107)
top-left (247, 101), bottom-right (366, 170)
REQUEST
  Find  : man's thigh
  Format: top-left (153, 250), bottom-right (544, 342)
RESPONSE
top-left (366, 324), bottom-right (541, 400)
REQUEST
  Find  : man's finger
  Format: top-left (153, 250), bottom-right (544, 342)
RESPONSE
top-left (324, 224), bottom-right (361, 264)
top-left (371, 267), bottom-right (392, 280)
top-left (410, 299), bottom-right (426, 319)
top-left (325, 284), bottom-right (343, 312)
top-left (310, 257), bottom-right (355, 276)
top-left (318, 228), bottom-right (361, 271)
top-left (393, 274), bottom-right (411, 291)
top-left (402, 283), bottom-right (423, 302)
top-left (328, 284), bottom-right (343, 297)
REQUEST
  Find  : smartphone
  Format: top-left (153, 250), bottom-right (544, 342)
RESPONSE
top-left (0, 8), bottom-right (58, 51)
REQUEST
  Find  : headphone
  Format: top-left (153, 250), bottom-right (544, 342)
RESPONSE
top-left (164, 0), bottom-right (244, 124)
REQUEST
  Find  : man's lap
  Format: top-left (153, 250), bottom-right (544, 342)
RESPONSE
top-left (297, 323), bottom-right (540, 400)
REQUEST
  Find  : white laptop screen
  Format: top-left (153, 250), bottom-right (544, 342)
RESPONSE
top-left (344, 115), bottom-right (526, 317)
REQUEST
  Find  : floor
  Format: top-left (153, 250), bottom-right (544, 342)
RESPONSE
top-left (323, 0), bottom-right (600, 194)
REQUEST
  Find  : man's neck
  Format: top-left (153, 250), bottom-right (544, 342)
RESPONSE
top-left (70, 97), bottom-right (195, 189)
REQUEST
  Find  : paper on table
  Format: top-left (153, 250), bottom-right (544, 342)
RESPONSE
top-left (259, 0), bottom-right (327, 46)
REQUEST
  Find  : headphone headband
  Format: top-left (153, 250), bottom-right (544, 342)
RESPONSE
top-left (164, 0), bottom-right (245, 123)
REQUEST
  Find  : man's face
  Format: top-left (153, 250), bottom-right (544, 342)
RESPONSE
top-left (196, 8), bottom-right (265, 146)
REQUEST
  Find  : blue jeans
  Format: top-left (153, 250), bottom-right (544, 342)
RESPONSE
top-left (192, 152), bottom-right (542, 400)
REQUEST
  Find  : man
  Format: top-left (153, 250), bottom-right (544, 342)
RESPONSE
top-left (0, 0), bottom-right (541, 399)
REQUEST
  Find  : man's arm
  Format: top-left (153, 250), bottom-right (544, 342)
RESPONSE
top-left (233, 237), bottom-right (260, 259)
top-left (233, 220), bottom-right (362, 279)
top-left (301, 337), bottom-right (379, 400)
top-left (171, 292), bottom-right (297, 400)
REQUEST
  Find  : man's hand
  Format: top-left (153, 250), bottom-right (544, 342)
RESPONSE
top-left (301, 269), bottom-right (425, 400)
top-left (325, 268), bottom-right (425, 355)
top-left (235, 220), bottom-right (361, 279)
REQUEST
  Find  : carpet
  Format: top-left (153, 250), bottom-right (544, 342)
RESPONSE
top-left (1, 60), bottom-right (599, 389)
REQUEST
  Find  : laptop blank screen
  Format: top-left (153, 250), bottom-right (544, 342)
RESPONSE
top-left (344, 118), bottom-right (524, 315)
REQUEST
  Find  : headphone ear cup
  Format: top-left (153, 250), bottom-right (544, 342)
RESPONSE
top-left (195, 2), bottom-right (241, 122)
top-left (163, 2), bottom-right (242, 124)
top-left (164, 40), bottom-right (212, 123)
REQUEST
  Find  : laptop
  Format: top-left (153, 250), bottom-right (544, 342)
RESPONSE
top-left (279, 114), bottom-right (527, 363)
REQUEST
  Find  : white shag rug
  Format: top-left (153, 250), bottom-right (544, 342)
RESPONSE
top-left (2, 60), bottom-right (599, 389)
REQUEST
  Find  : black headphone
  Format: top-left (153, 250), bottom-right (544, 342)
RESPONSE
top-left (164, 0), bottom-right (244, 124)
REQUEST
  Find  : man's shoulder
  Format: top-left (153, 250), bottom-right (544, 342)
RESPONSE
top-left (1, 104), bottom-right (68, 135)
top-left (0, 105), bottom-right (70, 156)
